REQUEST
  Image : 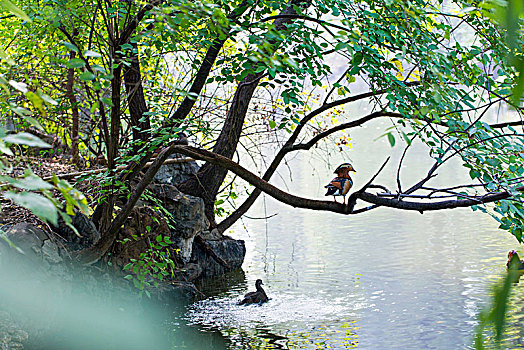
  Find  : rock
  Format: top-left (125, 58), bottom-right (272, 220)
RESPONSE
top-left (2, 223), bottom-right (54, 268)
top-left (0, 223), bottom-right (72, 281)
top-left (148, 281), bottom-right (199, 303)
top-left (41, 240), bottom-right (63, 264)
top-left (189, 236), bottom-right (245, 279)
top-left (200, 229), bottom-right (221, 240)
top-left (0, 311), bottom-right (28, 350)
top-left (154, 154), bottom-right (200, 186)
top-left (149, 184), bottom-right (208, 262)
top-left (108, 154), bottom-right (246, 283)
top-left (0, 224), bottom-right (73, 349)
top-left (49, 211), bottom-right (100, 250)
top-left (180, 263), bottom-right (202, 281)
top-left (111, 206), bottom-right (172, 270)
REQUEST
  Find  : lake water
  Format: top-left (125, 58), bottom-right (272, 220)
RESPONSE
top-left (183, 116), bottom-right (524, 349)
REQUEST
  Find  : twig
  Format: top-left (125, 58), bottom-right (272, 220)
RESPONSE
top-left (354, 157), bottom-right (390, 195)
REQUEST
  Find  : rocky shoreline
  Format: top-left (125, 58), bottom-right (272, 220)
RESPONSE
top-left (0, 156), bottom-right (246, 348)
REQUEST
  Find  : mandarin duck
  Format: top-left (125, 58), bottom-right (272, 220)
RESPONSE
top-left (334, 163), bottom-right (356, 178)
top-left (238, 279), bottom-right (269, 305)
top-left (507, 250), bottom-right (524, 270)
top-left (325, 163), bottom-right (356, 204)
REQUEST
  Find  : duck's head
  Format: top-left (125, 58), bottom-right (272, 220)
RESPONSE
top-left (334, 163), bottom-right (356, 174)
top-left (255, 279), bottom-right (264, 288)
top-left (507, 250), bottom-right (520, 268)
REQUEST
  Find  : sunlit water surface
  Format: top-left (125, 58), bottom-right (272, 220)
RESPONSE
top-left (183, 115), bottom-right (524, 349)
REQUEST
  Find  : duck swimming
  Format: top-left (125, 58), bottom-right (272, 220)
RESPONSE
top-left (238, 279), bottom-right (268, 305)
top-left (507, 250), bottom-right (524, 270)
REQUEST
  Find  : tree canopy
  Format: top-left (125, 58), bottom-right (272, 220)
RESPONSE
top-left (2, 0), bottom-right (524, 261)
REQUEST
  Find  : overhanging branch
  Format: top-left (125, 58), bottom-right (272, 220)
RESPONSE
top-left (172, 145), bottom-right (519, 215)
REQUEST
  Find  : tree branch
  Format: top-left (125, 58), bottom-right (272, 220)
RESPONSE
top-left (173, 145), bottom-right (354, 213)
top-left (357, 189), bottom-right (517, 213)
top-left (291, 111), bottom-right (403, 151)
top-left (170, 146), bottom-right (524, 219)
top-left (118, 0), bottom-right (164, 45)
top-left (76, 137), bottom-right (189, 264)
top-left (173, 145), bottom-right (521, 218)
top-left (256, 14), bottom-right (350, 32)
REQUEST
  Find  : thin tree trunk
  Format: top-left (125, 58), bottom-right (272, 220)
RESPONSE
top-left (66, 29), bottom-right (80, 166)
top-left (96, 61), bottom-right (122, 233)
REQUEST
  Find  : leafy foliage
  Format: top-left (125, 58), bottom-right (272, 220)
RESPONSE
top-left (122, 232), bottom-right (178, 298)
top-left (0, 0), bottom-right (87, 245)
top-left (2, 0), bottom-right (524, 238)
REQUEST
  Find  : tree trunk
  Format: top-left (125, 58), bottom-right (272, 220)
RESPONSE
top-left (123, 43), bottom-right (151, 144)
top-left (65, 29), bottom-right (80, 167)
top-left (177, 73), bottom-right (262, 227)
top-left (96, 61), bottom-right (122, 233)
top-left (178, 0), bottom-right (311, 227)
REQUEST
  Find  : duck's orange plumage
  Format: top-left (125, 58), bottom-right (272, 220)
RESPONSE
top-left (324, 163), bottom-right (356, 204)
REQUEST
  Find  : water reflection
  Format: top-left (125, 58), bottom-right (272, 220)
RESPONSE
top-left (187, 271), bottom-right (362, 349)
top-left (187, 118), bottom-right (524, 349)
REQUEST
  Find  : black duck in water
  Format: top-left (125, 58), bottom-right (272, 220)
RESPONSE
top-left (238, 279), bottom-right (268, 305)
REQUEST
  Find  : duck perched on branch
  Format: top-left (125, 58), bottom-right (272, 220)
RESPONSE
top-left (334, 163), bottom-right (356, 178)
top-left (238, 279), bottom-right (269, 305)
top-left (325, 163), bottom-right (356, 204)
top-left (325, 177), bottom-right (353, 204)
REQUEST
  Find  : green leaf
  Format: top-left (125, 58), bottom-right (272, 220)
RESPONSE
top-left (0, 48), bottom-right (14, 65)
top-left (268, 67), bottom-right (276, 78)
top-left (101, 97), bottom-right (113, 107)
top-left (25, 91), bottom-right (44, 113)
top-left (0, 174), bottom-right (53, 190)
top-left (387, 132), bottom-right (395, 147)
top-left (9, 104), bottom-right (31, 117)
top-left (0, 74), bottom-right (9, 92)
top-left (469, 169), bottom-right (481, 179)
top-left (84, 50), bottom-right (101, 58)
top-left (8, 80), bottom-right (27, 93)
top-left (21, 114), bottom-right (44, 131)
top-left (37, 89), bottom-right (58, 105)
top-left (401, 131), bottom-right (412, 145)
top-left (268, 120), bottom-right (276, 128)
top-left (0, 0), bottom-right (31, 22)
top-left (61, 41), bottom-right (78, 53)
top-left (79, 71), bottom-right (95, 81)
top-left (0, 140), bottom-right (13, 155)
top-left (66, 58), bottom-right (85, 69)
top-left (486, 158), bottom-right (501, 167)
top-left (4, 192), bottom-right (57, 225)
top-left (3, 132), bottom-right (50, 148)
